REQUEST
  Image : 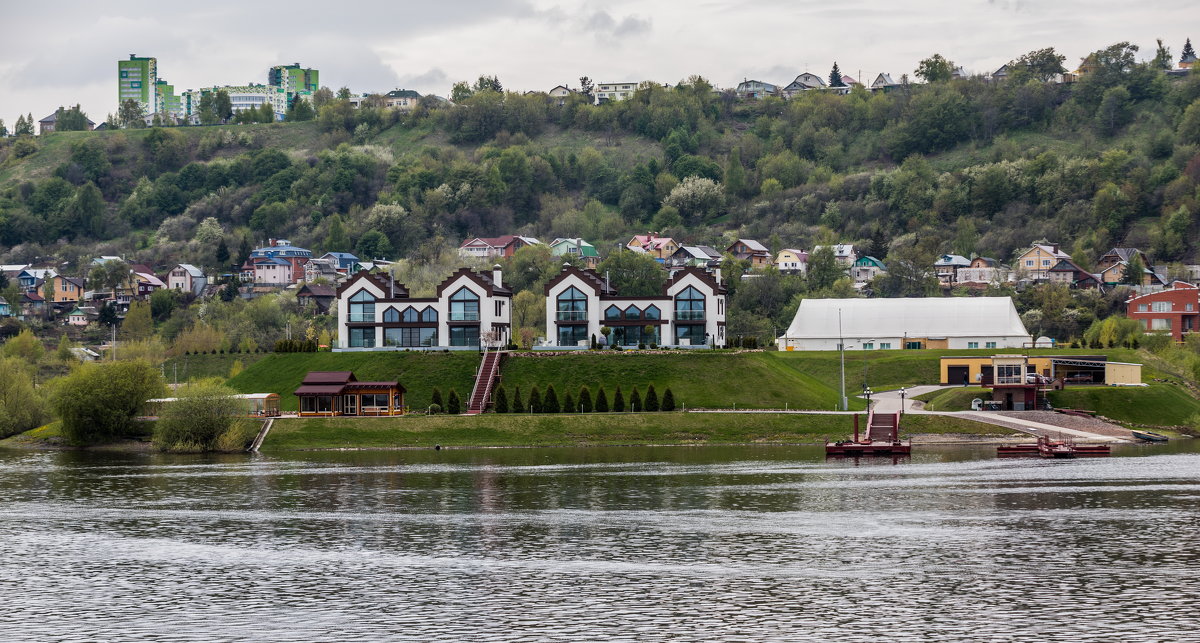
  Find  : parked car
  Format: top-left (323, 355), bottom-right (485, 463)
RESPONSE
top-left (1064, 373), bottom-right (1093, 383)
top-left (1025, 373), bottom-right (1050, 385)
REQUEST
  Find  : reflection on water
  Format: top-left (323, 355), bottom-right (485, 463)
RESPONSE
top-left (1, 443), bottom-right (1198, 641)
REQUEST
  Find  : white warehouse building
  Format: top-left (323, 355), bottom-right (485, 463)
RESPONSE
top-left (777, 297), bottom-right (1032, 351)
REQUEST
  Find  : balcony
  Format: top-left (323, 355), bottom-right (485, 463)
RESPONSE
top-left (449, 312), bottom-right (480, 321)
top-left (348, 313), bottom-right (374, 323)
top-left (556, 310), bottom-right (587, 322)
top-left (675, 310), bottom-right (706, 321)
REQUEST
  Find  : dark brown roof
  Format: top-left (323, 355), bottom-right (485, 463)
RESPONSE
top-left (294, 385), bottom-right (348, 395)
top-left (543, 265), bottom-right (618, 296)
top-left (436, 267), bottom-right (513, 297)
top-left (335, 270), bottom-right (409, 299)
top-left (664, 266), bottom-right (726, 295)
top-left (298, 284), bottom-right (336, 298)
top-left (301, 371), bottom-right (356, 385)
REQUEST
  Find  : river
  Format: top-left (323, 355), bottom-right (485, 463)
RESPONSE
top-left (1, 442), bottom-right (1198, 642)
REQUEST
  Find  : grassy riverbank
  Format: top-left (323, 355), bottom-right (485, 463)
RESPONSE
top-left (259, 412), bottom-right (1017, 451)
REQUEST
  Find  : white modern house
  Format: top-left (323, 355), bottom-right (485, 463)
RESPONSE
top-left (543, 265), bottom-right (727, 348)
top-left (334, 267), bottom-right (512, 350)
top-left (777, 297), bottom-right (1031, 351)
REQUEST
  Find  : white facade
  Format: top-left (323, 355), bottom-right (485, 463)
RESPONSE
top-left (168, 264), bottom-right (206, 296)
top-left (595, 82), bottom-right (637, 103)
top-left (335, 268), bottom-right (512, 350)
top-left (544, 266), bottom-right (726, 347)
top-left (777, 297), bottom-right (1031, 351)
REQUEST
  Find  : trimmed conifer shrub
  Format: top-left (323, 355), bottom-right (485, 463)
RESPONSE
top-left (661, 388), bottom-right (676, 412)
top-left (494, 386), bottom-right (509, 413)
top-left (612, 386), bottom-right (625, 412)
top-left (563, 392), bottom-right (575, 413)
top-left (644, 384), bottom-right (659, 411)
top-left (543, 384), bottom-right (560, 413)
top-left (595, 388), bottom-right (609, 412)
top-left (578, 386), bottom-right (592, 413)
top-left (512, 386), bottom-right (523, 413)
top-left (528, 386), bottom-right (542, 413)
top-left (629, 387), bottom-right (641, 412)
top-left (430, 388), bottom-right (444, 413)
top-left (447, 389), bottom-right (461, 415)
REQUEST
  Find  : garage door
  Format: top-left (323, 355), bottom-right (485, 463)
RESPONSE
top-left (947, 365), bottom-right (969, 385)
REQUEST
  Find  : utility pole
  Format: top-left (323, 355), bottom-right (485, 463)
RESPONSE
top-left (839, 308), bottom-right (847, 411)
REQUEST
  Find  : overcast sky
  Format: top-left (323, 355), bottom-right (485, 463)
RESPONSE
top-left (1, 0), bottom-right (1194, 128)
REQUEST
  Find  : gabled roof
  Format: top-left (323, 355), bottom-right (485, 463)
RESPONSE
top-left (436, 267), bottom-right (512, 297)
top-left (1024, 244), bottom-right (1070, 259)
top-left (782, 297), bottom-right (1030, 341)
top-left (730, 238), bottom-right (769, 253)
top-left (1099, 247), bottom-right (1144, 263)
top-left (40, 112), bottom-right (96, 125)
top-left (665, 266), bottom-right (726, 295)
top-left (854, 256), bottom-right (886, 269)
top-left (133, 272), bottom-right (166, 288)
top-left (336, 270), bottom-right (410, 299)
top-left (298, 284), bottom-right (336, 298)
top-left (302, 371), bottom-right (356, 385)
top-left (872, 73), bottom-right (898, 87)
top-left (673, 246), bottom-right (722, 262)
top-left (934, 254), bottom-right (971, 267)
top-left (544, 265), bottom-right (618, 296)
top-left (175, 263), bottom-right (204, 278)
top-left (385, 89), bottom-right (421, 99)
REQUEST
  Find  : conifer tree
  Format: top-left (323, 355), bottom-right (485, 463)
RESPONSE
top-left (1182, 38), bottom-right (1196, 64)
top-left (512, 386), bottom-right (524, 414)
top-left (56, 334), bottom-right (74, 362)
top-left (829, 62), bottom-right (846, 87)
top-left (629, 387), bottom-right (642, 412)
top-left (215, 239), bottom-right (230, 266)
top-left (528, 386), bottom-right (542, 413)
top-left (595, 387), bottom-right (609, 412)
top-left (563, 392), bottom-right (575, 414)
top-left (724, 148), bottom-right (747, 198)
top-left (613, 386), bottom-right (625, 412)
top-left (430, 388), bottom-right (444, 413)
top-left (661, 388), bottom-right (676, 412)
top-left (543, 384), bottom-right (560, 413)
top-left (578, 386), bottom-right (592, 413)
top-left (644, 384), bottom-right (659, 412)
top-left (494, 386), bottom-right (509, 413)
top-left (447, 389), bottom-right (461, 415)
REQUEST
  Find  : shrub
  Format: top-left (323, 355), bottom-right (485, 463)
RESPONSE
top-left (427, 403), bottom-right (442, 415)
top-left (595, 387), bottom-right (609, 412)
top-left (644, 384), bottom-right (659, 412)
top-left (578, 386), bottom-right (592, 413)
top-left (543, 384), bottom-right (560, 413)
top-left (494, 386), bottom-right (509, 413)
top-left (51, 360), bottom-right (165, 444)
top-left (0, 357), bottom-right (47, 438)
top-left (563, 392), bottom-right (575, 413)
top-left (512, 386), bottom-right (524, 413)
top-left (153, 380), bottom-right (242, 452)
top-left (629, 387), bottom-right (642, 412)
top-left (613, 386), bottom-right (625, 412)
top-left (430, 388), bottom-right (444, 413)
top-left (528, 386), bottom-right (542, 413)
top-left (447, 389), bottom-right (461, 415)
top-left (661, 388), bottom-right (676, 412)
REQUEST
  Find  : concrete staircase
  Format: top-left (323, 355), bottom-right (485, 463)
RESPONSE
top-left (466, 351), bottom-right (505, 415)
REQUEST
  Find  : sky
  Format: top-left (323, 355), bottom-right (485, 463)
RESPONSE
top-left (0, 0), bottom-right (1195, 128)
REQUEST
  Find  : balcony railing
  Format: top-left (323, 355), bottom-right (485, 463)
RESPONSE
top-left (348, 313), bottom-right (374, 322)
top-left (556, 310), bottom-right (587, 321)
top-left (675, 310), bottom-right (706, 321)
top-left (449, 312), bottom-right (480, 321)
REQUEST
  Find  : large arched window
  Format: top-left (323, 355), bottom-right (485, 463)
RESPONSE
top-left (349, 289), bottom-right (376, 322)
top-left (604, 305), bottom-right (622, 321)
top-left (624, 305), bottom-right (642, 320)
top-left (402, 307), bottom-right (418, 323)
top-left (644, 305), bottom-right (661, 320)
top-left (449, 287), bottom-right (480, 321)
top-left (420, 307), bottom-right (437, 323)
top-left (383, 307), bottom-right (400, 323)
top-left (556, 286), bottom-right (588, 321)
top-left (674, 287), bottom-right (705, 320)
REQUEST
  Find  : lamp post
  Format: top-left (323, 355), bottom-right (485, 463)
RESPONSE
top-left (900, 387), bottom-right (907, 415)
top-left (838, 308), bottom-right (847, 411)
top-left (863, 385), bottom-right (873, 409)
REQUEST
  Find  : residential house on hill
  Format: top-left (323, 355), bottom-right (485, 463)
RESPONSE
top-left (382, 89), bottom-right (421, 110)
top-left (458, 235), bottom-right (540, 260)
top-left (245, 240), bottom-right (311, 285)
top-left (547, 85), bottom-right (573, 106)
top-left (130, 270), bottom-right (166, 298)
top-left (0, 297), bottom-right (9, 317)
top-left (549, 237), bottom-right (600, 268)
top-left (851, 256), bottom-right (886, 284)
top-left (782, 73), bottom-right (825, 98)
top-left (38, 111), bottom-right (95, 135)
top-left (304, 258), bottom-right (342, 283)
top-left (627, 234), bottom-right (679, 260)
top-left (50, 275), bottom-right (86, 303)
top-left (775, 249), bottom-right (808, 274)
top-left (871, 73), bottom-right (901, 91)
top-left (1015, 243), bottom-right (1071, 281)
top-left (67, 307), bottom-right (91, 326)
top-left (735, 79), bottom-right (780, 99)
top-left (544, 265), bottom-right (726, 348)
top-left (956, 257), bottom-right (1008, 287)
top-left (813, 244), bottom-right (857, 267)
top-left (1127, 281), bottom-right (1198, 341)
top-left (297, 283), bottom-right (337, 315)
top-left (319, 252), bottom-right (361, 273)
top-left (669, 246), bottom-right (723, 269)
top-left (168, 264), bottom-right (206, 296)
top-left (1095, 247), bottom-right (1161, 286)
top-left (934, 254), bottom-right (972, 287)
top-left (727, 239), bottom-right (771, 269)
top-left (595, 82), bottom-right (637, 103)
top-left (1047, 259), bottom-right (1100, 289)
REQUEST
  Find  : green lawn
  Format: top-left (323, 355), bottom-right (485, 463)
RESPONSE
top-left (1048, 383), bottom-right (1200, 426)
top-left (914, 387), bottom-right (991, 411)
top-left (225, 351), bottom-right (479, 412)
top-left (260, 412), bottom-right (1013, 451)
top-left (163, 352), bottom-right (270, 382)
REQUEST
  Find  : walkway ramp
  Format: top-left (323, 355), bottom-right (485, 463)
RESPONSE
top-left (866, 410), bottom-right (899, 441)
top-left (466, 351), bottom-right (506, 415)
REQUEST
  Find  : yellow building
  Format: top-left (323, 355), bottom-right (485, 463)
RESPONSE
top-left (938, 354), bottom-right (1142, 385)
top-left (1014, 243), bottom-right (1070, 281)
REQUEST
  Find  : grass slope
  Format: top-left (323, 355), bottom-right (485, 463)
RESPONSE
top-left (163, 352), bottom-right (270, 382)
top-left (261, 412), bottom-right (1013, 451)
top-left (225, 352), bottom-right (479, 412)
top-left (498, 352), bottom-right (861, 410)
top-left (1048, 383), bottom-right (1200, 426)
top-left (915, 387), bottom-right (991, 411)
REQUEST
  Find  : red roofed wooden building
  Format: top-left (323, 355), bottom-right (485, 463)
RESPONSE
top-left (294, 371), bottom-right (405, 416)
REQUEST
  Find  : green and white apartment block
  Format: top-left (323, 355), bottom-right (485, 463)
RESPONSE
top-left (118, 55), bottom-right (318, 124)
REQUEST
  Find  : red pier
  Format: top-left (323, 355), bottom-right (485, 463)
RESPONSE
top-left (826, 411), bottom-right (912, 456)
top-left (997, 435), bottom-right (1110, 459)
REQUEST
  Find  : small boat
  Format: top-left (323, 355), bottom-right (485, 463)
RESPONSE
top-left (1131, 430), bottom-right (1169, 442)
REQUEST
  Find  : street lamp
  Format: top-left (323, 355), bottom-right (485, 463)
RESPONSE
top-left (863, 385), bottom-right (873, 409)
top-left (900, 387), bottom-right (907, 415)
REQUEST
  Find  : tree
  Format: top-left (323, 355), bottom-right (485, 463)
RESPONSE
top-left (1095, 85), bottom-right (1132, 136)
top-left (807, 245), bottom-right (842, 291)
top-left (0, 119), bottom-right (7, 137)
top-left (1153, 39), bottom-right (1173, 70)
top-left (596, 251), bottom-right (667, 296)
top-left (629, 387), bottom-right (642, 412)
top-left (197, 93), bottom-right (217, 125)
top-left (563, 391), bottom-right (575, 413)
top-left (337, 86), bottom-right (352, 100)
top-left (724, 148), bottom-right (747, 199)
top-left (55, 105), bottom-right (91, 131)
top-left (122, 300), bottom-right (153, 341)
top-left (474, 75), bottom-right (503, 93)
top-left (661, 388), bottom-right (676, 412)
top-left (578, 386), bottom-right (592, 413)
top-left (56, 334), bottom-right (74, 362)
top-left (663, 176), bottom-right (725, 223)
top-left (356, 230), bottom-right (393, 260)
top-left (3, 328), bottom-right (44, 362)
top-left (286, 96), bottom-right (315, 122)
top-left (1123, 253), bottom-right (1147, 286)
top-left (494, 386), bottom-right (509, 413)
top-left (153, 380), bottom-right (244, 452)
top-left (1182, 38), bottom-right (1196, 65)
top-left (312, 87), bottom-right (334, 107)
top-left (512, 386), bottom-right (523, 414)
top-left (51, 360), bottom-right (164, 444)
top-left (613, 386), bottom-right (625, 412)
top-left (13, 114), bottom-right (33, 136)
top-left (450, 81), bottom-right (473, 103)
top-left (214, 90), bottom-right (233, 123)
top-left (118, 99), bottom-right (145, 129)
top-left (595, 387), bottom-right (608, 412)
top-left (915, 54), bottom-right (955, 83)
top-left (579, 76), bottom-right (594, 100)
top-left (829, 62), bottom-right (846, 87)
top-left (543, 384), bottom-right (559, 413)
top-left (0, 358), bottom-right (46, 438)
top-left (215, 238), bottom-right (231, 266)
top-left (447, 389), bottom-right (461, 414)
top-left (644, 384), bottom-right (659, 412)
top-left (528, 386), bottom-right (542, 413)
top-left (431, 388), bottom-right (444, 412)
top-left (324, 214), bottom-right (350, 253)
top-left (1008, 47), bottom-right (1067, 82)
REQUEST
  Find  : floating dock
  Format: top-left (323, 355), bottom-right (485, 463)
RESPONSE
top-left (997, 435), bottom-right (1110, 459)
top-left (826, 412), bottom-right (911, 456)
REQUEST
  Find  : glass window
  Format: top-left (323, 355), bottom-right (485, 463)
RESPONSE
top-left (450, 325), bottom-right (480, 347)
top-left (349, 327), bottom-right (375, 348)
top-left (613, 326), bottom-right (656, 346)
top-left (421, 307), bottom-right (438, 322)
top-left (674, 287), bottom-right (705, 320)
top-left (986, 342), bottom-right (997, 349)
top-left (402, 307), bottom-right (418, 322)
top-left (880, 342), bottom-right (892, 349)
top-left (967, 342), bottom-right (979, 349)
top-left (644, 305), bottom-right (660, 320)
top-left (1188, 304), bottom-right (1196, 312)
top-left (449, 287), bottom-right (480, 321)
top-left (862, 342), bottom-right (874, 350)
top-left (1138, 304), bottom-right (1148, 312)
top-left (348, 289), bottom-right (375, 322)
top-left (1152, 301), bottom-right (1172, 312)
top-left (557, 286), bottom-right (588, 321)
top-left (1151, 318), bottom-right (1172, 330)
top-left (625, 305), bottom-right (641, 320)
top-left (383, 307), bottom-right (400, 323)
top-left (675, 324), bottom-right (707, 346)
top-left (558, 325), bottom-right (589, 346)
top-left (605, 305), bottom-right (621, 321)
